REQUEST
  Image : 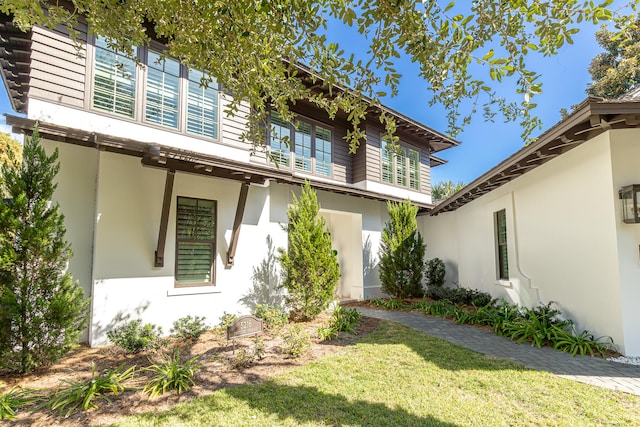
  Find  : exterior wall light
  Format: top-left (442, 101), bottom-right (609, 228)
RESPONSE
top-left (619, 185), bottom-right (640, 224)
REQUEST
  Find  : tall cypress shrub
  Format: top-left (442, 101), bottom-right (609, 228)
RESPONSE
top-left (378, 200), bottom-right (426, 298)
top-left (278, 181), bottom-right (340, 321)
top-left (0, 126), bottom-right (89, 373)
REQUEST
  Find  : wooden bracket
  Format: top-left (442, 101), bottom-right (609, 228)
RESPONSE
top-left (226, 182), bottom-right (250, 268)
top-left (154, 170), bottom-right (175, 267)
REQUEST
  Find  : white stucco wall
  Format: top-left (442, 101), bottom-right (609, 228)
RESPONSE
top-left (422, 131), bottom-right (632, 354)
top-left (610, 129), bottom-right (640, 356)
top-left (44, 140), bottom-right (99, 342)
top-left (43, 149), bottom-right (389, 346)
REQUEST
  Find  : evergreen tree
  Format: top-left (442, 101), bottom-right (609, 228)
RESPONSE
top-left (0, 125), bottom-right (89, 374)
top-left (379, 200), bottom-right (425, 298)
top-left (278, 182), bottom-right (339, 321)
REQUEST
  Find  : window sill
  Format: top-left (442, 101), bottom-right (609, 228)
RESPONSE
top-left (167, 287), bottom-right (221, 297)
top-left (494, 280), bottom-right (513, 288)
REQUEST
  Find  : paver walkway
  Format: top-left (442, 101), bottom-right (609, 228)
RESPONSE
top-left (355, 307), bottom-right (640, 396)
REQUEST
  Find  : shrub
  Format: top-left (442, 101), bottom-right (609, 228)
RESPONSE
top-left (143, 352), bottom-right (201, 397)
top-left (280, 324), bottom-right (311, 357)
top-left (378, 200), bottom-right (425, 298)
top-left (253, 304), bottom-right (288, 330)
top-left (426, 286), bottom-right (493, 307)
top-left (229, 348), bottom-right (255, 370)
top-left (171, 316), bottom-right (208, 341)
top-left (277, 182), bottom-right (340, 321)
top-left (48, 363), bottom-right (134, 417)
top-left (218, 312), bottom-right (239, 328)
top-left (0, 125), bottom-right (89, 373)
top-left (426, 258), bottom-right (446, 288)
top-left (107, 320), bottom-right (163, 353)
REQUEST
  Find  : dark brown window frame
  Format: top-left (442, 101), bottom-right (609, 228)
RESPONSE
top-left (175, 196), bottom-right (217, 287)
top-left (267, 111), bottom-right (334, 178)
top-left (494, 209), bottom-right (509, 280)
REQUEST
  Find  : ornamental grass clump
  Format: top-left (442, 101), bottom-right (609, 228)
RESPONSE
top-left (48, 363), bottom-right (135, 417)
top-left (143, 352), bottom-right (201, 397)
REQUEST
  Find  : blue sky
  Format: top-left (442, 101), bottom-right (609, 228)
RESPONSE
top-left (0, 9), bottom-right (609, 185)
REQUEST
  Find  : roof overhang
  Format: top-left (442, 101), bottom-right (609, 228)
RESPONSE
top-left (6, 115), bottom-right (436, 211)
top-left (0, 14), bottom-right (31, 114)
top-left (430, 98), bottom-right (640, 215)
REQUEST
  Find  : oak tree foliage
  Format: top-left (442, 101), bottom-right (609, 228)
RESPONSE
top-left (2, 1), bottom-right (636, 147)
top-left (587, 13), bottom-right (640, 98)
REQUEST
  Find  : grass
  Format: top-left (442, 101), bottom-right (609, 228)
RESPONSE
top-left (112, 321), bottom-right (640, 426)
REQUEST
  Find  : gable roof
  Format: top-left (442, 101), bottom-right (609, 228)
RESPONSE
top-left (430, 96), bottom-right (640, 215)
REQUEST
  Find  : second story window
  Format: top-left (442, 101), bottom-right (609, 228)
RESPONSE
top-left (91, 38), bottom-right (220, 141)
top-left (93, 37), bottom-right (137, 118)
top-left (382, 138), bottom-right (420, 191)
top-left (269, 112), bottom-right (332, 177)
top-left (145, 50), bottom-right (180, 128)
top-left (187, 69), bottom-right (219, 139)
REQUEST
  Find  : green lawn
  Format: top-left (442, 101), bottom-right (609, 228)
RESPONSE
top-left (112, 321), bottom-right (640, 426)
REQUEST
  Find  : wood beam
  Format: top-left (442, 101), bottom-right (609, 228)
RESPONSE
top-left (154, 170), bottom-right (175, 267)
top-left (226, 182), bottom-right (250, 268)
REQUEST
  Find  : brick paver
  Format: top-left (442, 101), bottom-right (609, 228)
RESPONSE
top-left (356, 307), bottom-right (640, 396)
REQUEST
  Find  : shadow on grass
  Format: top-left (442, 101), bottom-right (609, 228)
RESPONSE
top-left (129, 382), bottom-right (460, 427)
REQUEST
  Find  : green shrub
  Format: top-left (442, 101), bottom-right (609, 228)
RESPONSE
top-left (143, 353), bottom-right (201, 397)
top-left (253, 304), bottom-right (288, 330)
top-left (426, 286), bottom-right (493, 307)
top-left (218, 312), bottom-right (239, 328)
top-left (107, 320), bottom-right (163, 353)
top-left (277, 182), bottom-right (340, 321)
top-left (0, 387), bottom-right (38, 420)
top-left (229, 348), bottom-right (256, 370)
top-left (379, 200), bottom-right (425, 298)
top-left (171, 316), bottom-right (208, 341)
top-left (426, 258), bottom-right (446, 288)
top-left (280, 324), bottom-right (311, 358)
top-left (0, 126), bottom-right (89, 373)
top-left (48, 363), bottom-right (134, 417)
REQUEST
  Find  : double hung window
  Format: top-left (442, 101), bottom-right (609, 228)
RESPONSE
top-left (269, 112), bottom-right (332, 177)
top-left (91, 39), bottom-right (219, 140)
top-left (92, 37), bottom-right (137, 117)
top-left (382, 139), bottom-right (420, 190)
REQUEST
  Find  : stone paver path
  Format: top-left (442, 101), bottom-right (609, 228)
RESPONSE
top-left (356, 307), bottom-right (640, 396)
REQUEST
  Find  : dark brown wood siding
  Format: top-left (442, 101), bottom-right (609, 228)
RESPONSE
top-left (364, 123), bottom-right (433, 196)
top-left (29, 23), bottom-right (87, 108)
top-left (363, 123), bottom-right (382, 182)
